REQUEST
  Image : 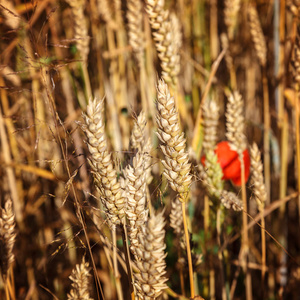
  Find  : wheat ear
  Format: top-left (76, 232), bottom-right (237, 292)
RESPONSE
top-left (81, 98), bottom-right (125, 225)
top-left (156, 79), bottom-right (195, 296)
top-left (68, 257), bottom-right (93, 300)
top-left (127, 0), bottom-right (144, 67)
top-left (0, 199), bottom-right (16, 281)
top-left (248, 6), bottom-right (267, 67)
top-left (123, 151), bottom-right (148, 254)
top-left (130, 111), bottom-right (153, 185)
top-left (133, 210), bottom-right (168, 299)
top-left (202, 99), bottom-right (219, 153)
top-left (156, 79), bottom-right (192, 199)
top-left (199, 150), bottom-right (224, 199)
top-left (250, 143), bottom-right (267, 280)
top-left (65, 0), bottom-right (89, 63)
top-left (226, 91), bottom-right (252, 298)
top-left (224, 0), bottom-right (241, 40)
top-left (146, 1), bottom-right (182, 84)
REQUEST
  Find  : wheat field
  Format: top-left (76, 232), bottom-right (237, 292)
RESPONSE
top-left (0, 0), bottom-right (299, 299)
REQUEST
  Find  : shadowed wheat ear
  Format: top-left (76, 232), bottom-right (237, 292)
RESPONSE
top-left (0, 199), bottom-right (16, 280)
top-left (133, 210), bottom-right (168, 299)
top-left (67, 257), bottom-right (93, 300)
top-left (226, 91), bottom-right (247, 154)
top-left (248, 5), bottom-right (267, 67)
top-left (123, 151), bottom-right (148, 254)
top-left (170, 197), bottom-right (183, 235)
top-left (127, 0), bottom-right (144, 67)
top-left (220, 191), bottom-right (243, 211)
top-left (65, 0), bottom-right (89, 62)
top-left (224, 0), bottom-right (241, 40)
top-left (250, 143), bottom-right (267, 211)
top-left (130, 111), bottom-right (153, 184)
top-left (156, 79), bottom-right (192, 201)
top-left (146, 1), bottom-right (182, 84)
top-left (81, 98), bottom-right (125, 225)
top-left (202, 99), bottom-right (219, 153)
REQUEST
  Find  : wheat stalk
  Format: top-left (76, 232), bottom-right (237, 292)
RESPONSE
top-left (133, 210), bottom-right (168, 299)
top-left (0, 199), bottom-right (16, 280)
top-left (67, 257), bottom-right (93, 300)
top-left (248, 6), bottom-right (267, 68)
top-left (81, 98), bottom-right (125, 225)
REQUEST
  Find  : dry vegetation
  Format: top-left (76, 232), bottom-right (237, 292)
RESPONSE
top-left (1, 0), bottom-right (300, 299)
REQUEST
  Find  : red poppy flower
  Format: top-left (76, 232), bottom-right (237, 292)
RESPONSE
top-left (201, 141), bottom-right (250, 186)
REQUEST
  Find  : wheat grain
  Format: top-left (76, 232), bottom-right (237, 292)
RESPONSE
top-left (67, 257), bottom-right (93, 300)
top-left (134, 210), bottom-right (168, 299)
top-left (81, 98), bottom-right (125, 225)
top-left (248, 6), bottom-right (267, 67)
top-left (156, 79), bottom-right (192, 201)
top-left (0, 199), bottom-right (16, 280)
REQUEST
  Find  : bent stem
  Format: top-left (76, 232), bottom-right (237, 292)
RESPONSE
top-left (181, 200), bottom-right (195, 298)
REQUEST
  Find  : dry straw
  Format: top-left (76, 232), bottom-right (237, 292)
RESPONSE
top-left (0, 199), bottom-right (16, 280)
top-left (248, 5), bottom-right (267, 67)
top-left (133, 210), bottom-right (168, 299)
top-left (156, 79), bottom-right (192, 201)
top-left (81, 98), bottom-right (125, 225)
top-left (67, 257), bottom-right (93, 300)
